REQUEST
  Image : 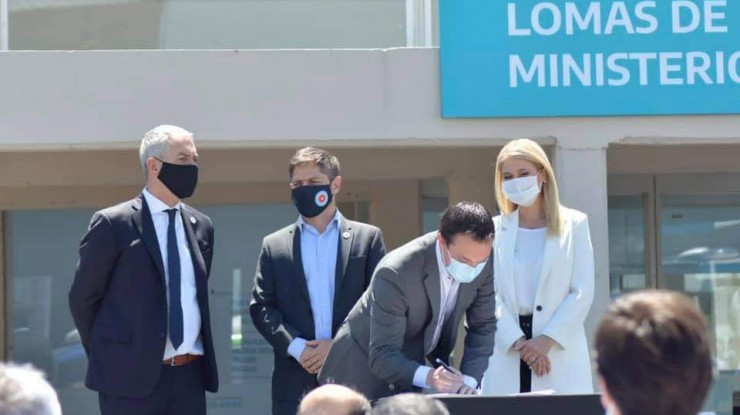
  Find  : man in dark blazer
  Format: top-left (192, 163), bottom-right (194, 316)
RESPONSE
top-left (318, 202), bottom-right (497, 401)
top-left (250, 147), bottom-right (386, 415)
top-left (69, 125), bottom-right (218, 415)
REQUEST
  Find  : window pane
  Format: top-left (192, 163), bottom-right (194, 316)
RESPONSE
top-left (7, 203), bottom-right (298, 415)
top-left (9, 0), bottom-right (406, 50)
top-left (198, 203), bottom-right (297, 415)
top-left (421, 198), bottom-right (446, 234)
top-left (660, 193), bottom-right (740, 414)
top-left (8, 209), bottom-right (99, 414)
top-left (420, 178), bottom-right (448, 234)
top-left (607, 195), bottom-right (648, 298)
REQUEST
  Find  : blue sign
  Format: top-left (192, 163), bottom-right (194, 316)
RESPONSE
top-left (440, 0), bottom-right (740, 117)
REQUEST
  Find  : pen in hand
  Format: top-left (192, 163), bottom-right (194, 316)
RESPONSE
top-left (435, 358), bottom-right (479, 395)
top-left (435, 358), bottom-right (461, 375)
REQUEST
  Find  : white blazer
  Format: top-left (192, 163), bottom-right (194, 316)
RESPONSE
top-left (481, 207), bottom-right (595, 395)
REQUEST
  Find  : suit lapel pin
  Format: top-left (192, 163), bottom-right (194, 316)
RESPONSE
top-left (342, 231), bottom-right (351, 239)
top-left (190, 217), bottom-right (197, 225)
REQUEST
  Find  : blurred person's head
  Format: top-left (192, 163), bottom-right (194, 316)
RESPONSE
top-left (298, 384), bottom-right (370, 415)
top-left (494, 138), bottom-right (562, 236)
top-left (595, 290), bottom-right (713, 415)
top-left (371, 393), bottom-right (449, 415)
top-left (0, 363), bottom-right (61, 415)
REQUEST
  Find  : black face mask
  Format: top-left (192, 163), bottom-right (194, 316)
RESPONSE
top-left (291, 184), bottom-right (333, 218)
top-left (157, 160), bottom-right (199, 199)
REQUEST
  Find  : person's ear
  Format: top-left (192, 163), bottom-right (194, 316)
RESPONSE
top-left (331, 176), bottom-right (342, 195)
top-left (147, 158), bottom-right (161, 177)
top-left (598, 377), bottom-right (617, 414)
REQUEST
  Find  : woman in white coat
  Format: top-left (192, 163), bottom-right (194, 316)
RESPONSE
top-left (481, 138), bottom-right (595, 395)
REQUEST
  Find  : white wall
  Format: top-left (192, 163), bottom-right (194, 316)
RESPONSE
top-left (1, 48), bottom-right (739, 150)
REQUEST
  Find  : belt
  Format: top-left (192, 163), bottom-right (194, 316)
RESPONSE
top-left (163, 354), bottom-right (201, 367)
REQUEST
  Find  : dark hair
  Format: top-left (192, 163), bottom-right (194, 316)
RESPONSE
top-left (595, 290), bottom-right (713, 415)
top-left (371, 394), bottom-right (449, 415)
top-left (438, 201), bottom-right (494, 244)
top-left (289, 147), bottom-right (341, 181)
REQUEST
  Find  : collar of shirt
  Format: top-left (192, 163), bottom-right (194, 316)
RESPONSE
top-left (435, 239), bottom-right (456, 285)
top-left (143, 188), bottom-right (182, 213)
top-left (297, 209), bottom-right (342, 235)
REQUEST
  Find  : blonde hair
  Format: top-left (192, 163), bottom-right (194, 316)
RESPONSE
top-left (494, 138), bottom-right (563, 236)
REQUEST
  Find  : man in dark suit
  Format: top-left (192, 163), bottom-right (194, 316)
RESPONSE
top-left (69, 125), bottom-right (218, 415)
top-left (250, 147), bottom-right (386, 415)
top-left (318, 202), bottom-right (496, 401)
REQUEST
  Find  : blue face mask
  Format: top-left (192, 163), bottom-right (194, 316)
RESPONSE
top-left (444, 248), bottom-right (487, 284)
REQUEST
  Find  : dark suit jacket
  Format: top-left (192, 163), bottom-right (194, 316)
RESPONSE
top-left (249, 218), bottom-right (385, 409)
top-left (69, 195), bottom-right (219, 398)
top-left (317, 231), bottom-right (496, 401)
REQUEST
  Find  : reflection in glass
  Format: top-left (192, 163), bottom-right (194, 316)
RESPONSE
top-left (660, 194), bottom-right (740, 414)
top-left (198, 204), bottom-right (297, 415)
top-left (607, 195), bottom-right (648, 298)
top-left (9, 0), bottom-right (406, 50)
top-left (9, 209), bottom-right (99, 415)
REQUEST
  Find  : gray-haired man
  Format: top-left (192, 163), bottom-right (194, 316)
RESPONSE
top-left (69, 125), bottom-right (218, 415)
top-left (0, 363), bottom-right (61, 415)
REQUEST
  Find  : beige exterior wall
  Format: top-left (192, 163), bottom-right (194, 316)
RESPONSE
top-left (608, 144), bottom-right (740, 174)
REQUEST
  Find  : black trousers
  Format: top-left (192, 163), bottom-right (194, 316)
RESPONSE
top-left (519, 315), bottom-right (533, 393)
top-left (99, 359), bottom-right (206, 415)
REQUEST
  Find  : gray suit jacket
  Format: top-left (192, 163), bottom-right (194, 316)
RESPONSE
top-left (318, 231), bottom-right (496, 401)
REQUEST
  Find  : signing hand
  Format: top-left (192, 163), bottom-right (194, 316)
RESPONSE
top-left (457, 385), bottom-right (479, 395)
top-left (299, 340), bottom-right (332, 374)
top-left (426, 366), bottom-right (464, 393)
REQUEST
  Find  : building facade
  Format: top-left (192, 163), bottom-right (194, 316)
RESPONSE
top-left (1, 1), bottom-right (739, 414)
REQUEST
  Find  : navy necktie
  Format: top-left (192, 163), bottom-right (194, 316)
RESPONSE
top-left (166, 209), bottom-right (184, 349)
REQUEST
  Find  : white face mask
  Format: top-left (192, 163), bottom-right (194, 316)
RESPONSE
top-left (502, 176), bottom-right (541, 207)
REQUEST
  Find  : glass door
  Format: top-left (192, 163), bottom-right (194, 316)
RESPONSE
top-left (607, 175), bottom-right (654, 298)
top-left (608, 173), bottom-right (740, 415)
top-left (656, 174), bottom-right (740, 414)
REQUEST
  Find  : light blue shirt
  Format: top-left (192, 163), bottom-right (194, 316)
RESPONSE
top-left (287, 210), bottom-right (341, 361)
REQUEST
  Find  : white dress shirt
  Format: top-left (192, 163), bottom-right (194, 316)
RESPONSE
top-left (432, 242), bottom-right (461, 349)
top-left (412, 240), bottom-right (477, 390)
top-left (143, 189), bottom-right (203, 360)
top-left (287, 210), bottom-right (341, 361)
top-left (513, 227), bottom-right (547, 315)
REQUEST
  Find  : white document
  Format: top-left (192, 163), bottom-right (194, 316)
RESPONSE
top-left (508, 389), bottom-right (557, 396)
